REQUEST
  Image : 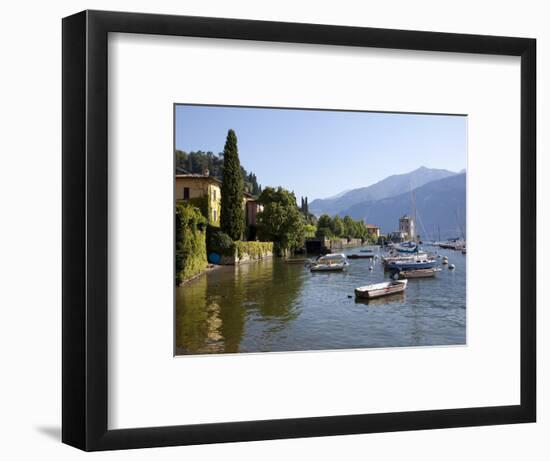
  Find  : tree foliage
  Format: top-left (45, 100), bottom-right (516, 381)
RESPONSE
top-left (314, 213), bottom-right (374, 242)
top-left (257, 187), bottom-right (305, 253)
top-left (330, 216), bottom-right (345, 237)
top-left (220, 130), bottom-right (245, 241)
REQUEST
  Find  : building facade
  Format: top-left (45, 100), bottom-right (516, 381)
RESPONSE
top-left (175, 173), bottom-right (221, 226)
top-left (176, 173), bottom-right (262, 230)
top-left (365, 224), bottom-right (380, 238)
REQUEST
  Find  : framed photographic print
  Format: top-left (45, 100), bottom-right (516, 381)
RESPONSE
top-left (62, 10), bottom-right (536, 451)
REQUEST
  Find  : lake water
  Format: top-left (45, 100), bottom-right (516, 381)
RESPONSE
top-left (175, 246), bottom-right (466, 355)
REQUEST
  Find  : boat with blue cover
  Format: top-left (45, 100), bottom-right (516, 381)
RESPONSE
top-left (386, 257), bottom-right (437, 271)
top-left (395, 241), bottom-right (420, 253)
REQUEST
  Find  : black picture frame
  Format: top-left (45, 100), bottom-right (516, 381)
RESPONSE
top-left (62, 10), bottom-right (536, 451)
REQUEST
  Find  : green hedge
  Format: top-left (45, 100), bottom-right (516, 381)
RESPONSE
top-left (176, 203), bottom-right (208, 285)
top-left (234, 241), bottom-right (274, 259)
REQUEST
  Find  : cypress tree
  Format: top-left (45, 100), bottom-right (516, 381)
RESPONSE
top-left (220, 129), bottom-right (245, 240)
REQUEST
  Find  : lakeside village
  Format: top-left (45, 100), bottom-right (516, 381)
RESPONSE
top-left (176, 129), bottom-right (466, 300)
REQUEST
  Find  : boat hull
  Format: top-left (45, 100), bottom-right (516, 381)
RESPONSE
top-left (348, 254), bottom-right (374, 259)
top-left (310, 265), bottom-right (346, 272)
top-left (355, 280), bottom-right (407, 299)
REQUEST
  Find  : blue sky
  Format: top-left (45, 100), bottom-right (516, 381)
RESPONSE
top-left (175, 104), bottom-right (467, 202)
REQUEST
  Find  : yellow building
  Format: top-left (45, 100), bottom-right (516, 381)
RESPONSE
top-left (176, 173), bottom-right (221, 226)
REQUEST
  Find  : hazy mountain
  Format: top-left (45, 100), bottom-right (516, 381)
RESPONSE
top-left (309, 166), bottom-right (458, 217)
top-left (339, 173), bottom-right (466, 240)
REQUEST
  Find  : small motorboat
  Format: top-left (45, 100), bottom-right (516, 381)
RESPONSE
top-left (385, 257), bottom-right (437, 271)
top-left (355, 280), bottom-right (407, 299)
top-left (310, 253), bottom-right (349, 272)
top-left (348, 253), bottom-right (374, 259)
top-left (360, 248), bottom-right (374, 253)
top-left (397, 268), bottom-right (442, 279)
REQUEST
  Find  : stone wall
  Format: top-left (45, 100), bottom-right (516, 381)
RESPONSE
top-left (220, 241), bottom-right (274, 265)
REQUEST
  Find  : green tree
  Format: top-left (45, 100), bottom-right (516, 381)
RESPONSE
top-left (220, 130), bottom-right (245, 240)
top-left (257, 187), bottom-right (305, 254)
top-left (331, 216), bottom-right (345, 237)
top-left (304, 224), bottom-right (317, 238)
top-left (317, 214), bottom-right (332, 229)
top-left (315, 226), bottom-right (334, 239)
top-left (343, 215), bottom-right (354, 237)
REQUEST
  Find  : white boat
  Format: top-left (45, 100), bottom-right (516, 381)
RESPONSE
top-left (398, 268), bottom-right (442, 279)
top-left (355, 279), bottom-right (408, 299)
top-left (310, 253), bottom-right (349, 272)
top-left (381, 251), bottom-right (430, 265)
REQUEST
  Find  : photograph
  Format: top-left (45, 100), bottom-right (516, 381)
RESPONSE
top-left (174, 104), bottom-right (467, 355)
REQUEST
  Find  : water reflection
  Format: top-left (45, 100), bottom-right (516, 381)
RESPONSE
top-left (354, 292), bottom-right (407, 306)
top-left (176, 259), bottom-right (303, 354)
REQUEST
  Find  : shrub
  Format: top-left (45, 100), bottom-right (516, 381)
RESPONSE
top-left (206, 225), bottom-right (235, 256)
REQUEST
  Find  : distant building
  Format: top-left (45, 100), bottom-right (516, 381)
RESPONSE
top-left (365, 224), bottom-right (380, 238)
top-left (399, 215), bottom-right (416, 240)
top-left (175, 172), bottom-right (221, 225)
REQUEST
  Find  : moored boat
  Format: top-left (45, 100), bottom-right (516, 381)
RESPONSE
top-left (310, 253), bottom-right (349, 272)
top-left (398, 268), bottom-right (441, 279)
top-left (354, 279), bottom-right (408, 299)
top-left (395, 241), bottom-right (420, 253)
top-left (381, 251), bottom-right (433, 269)
top-left (439, 239), bottom-right (466, 250)
top-left (348, 253), bottom-right (374, 259)
top-left (385, 258), bottom-right (437, 271)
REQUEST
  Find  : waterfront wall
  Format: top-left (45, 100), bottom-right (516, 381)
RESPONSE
top-left (329, 238), bottom-right (362, 249)
top-left (220, 241), bottom-right (274, 265)
top-left (305, 237), bottom-right (363, 253)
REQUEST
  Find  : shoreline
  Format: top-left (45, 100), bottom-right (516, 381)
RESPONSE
top-left (179, 263), bottom-right (224, 286)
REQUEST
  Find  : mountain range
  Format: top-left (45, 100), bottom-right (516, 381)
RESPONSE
top-left (309, 167), bottom-right (458, 217)
top-left (309, 167), bottom-right (466, 240)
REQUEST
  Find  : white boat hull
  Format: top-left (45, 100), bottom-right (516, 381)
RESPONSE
top-left (355, 280), bottom-right (408, 299)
